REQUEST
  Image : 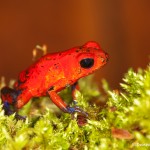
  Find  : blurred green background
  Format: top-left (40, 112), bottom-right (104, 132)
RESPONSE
top-left (0, 0), bottom-right (149, 88)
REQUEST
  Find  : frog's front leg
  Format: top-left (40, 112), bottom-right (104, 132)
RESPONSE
top-left (47, 89), bottom-right (88, 116)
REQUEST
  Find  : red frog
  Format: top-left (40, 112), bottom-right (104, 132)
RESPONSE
top-left (1, 41), bottom-right (108, 119)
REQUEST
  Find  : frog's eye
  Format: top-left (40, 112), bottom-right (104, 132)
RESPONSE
top-left (80, 58), bottom-right (94, 69)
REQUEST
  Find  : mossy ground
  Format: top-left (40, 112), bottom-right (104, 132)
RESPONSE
top-left (0, 65), bottom-right (150, 150)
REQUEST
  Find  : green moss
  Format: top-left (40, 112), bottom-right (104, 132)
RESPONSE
top-left (0, 65), bottom-right (150, 149)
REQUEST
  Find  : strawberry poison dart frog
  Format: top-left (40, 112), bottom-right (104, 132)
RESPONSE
top-left (1, 41), bottom-right (108, 119)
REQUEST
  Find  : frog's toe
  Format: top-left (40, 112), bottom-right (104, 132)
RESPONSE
top-left (66, 106), bottom-right (88, 117)
top-left (15, 114), bottom-right (26, 121)
top-left (74, 107), bottom-right (88, 117)
top-left (66, 106), bottom-right (75, 113)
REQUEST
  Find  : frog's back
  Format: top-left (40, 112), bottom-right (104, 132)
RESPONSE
top-left (14, 52), bottom-right (65, 96)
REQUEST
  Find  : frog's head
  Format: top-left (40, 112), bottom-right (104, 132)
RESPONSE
top-left (73, 41), bottom-right (109, 78)
top-left (60, 41), bottom-right (108, 81)
top-left (80, 41), bottom-right (108, 68)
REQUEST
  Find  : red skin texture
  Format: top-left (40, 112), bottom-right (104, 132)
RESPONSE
top-left (1, 41), bottom-right (108, 114)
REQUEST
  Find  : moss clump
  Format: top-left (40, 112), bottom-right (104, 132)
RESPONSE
top-left (0, 65), bottom-right (150, 149)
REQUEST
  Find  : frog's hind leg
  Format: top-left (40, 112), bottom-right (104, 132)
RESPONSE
top-left (1, 87), bottom-right (27, 120)
top-left (1, 87), bottom-right (18, 115)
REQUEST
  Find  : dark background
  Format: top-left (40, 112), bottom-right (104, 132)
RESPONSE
top-left (0, 0), bottom-right (150, 89)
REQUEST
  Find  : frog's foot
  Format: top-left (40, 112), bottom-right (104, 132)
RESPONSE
top-left (4, 110), bottom-right (26, 121)
top-left (66, 106), bottom-right (88, 117)
top-left (15, 114), bottom-right (26, 121)
top-left (67, 106), bottom-right (88, 126)
top-left (3, 102), bottom-right (26, 121)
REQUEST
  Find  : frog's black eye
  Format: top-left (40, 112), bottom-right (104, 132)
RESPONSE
top-left (80, 58), bottom-right (94, 69)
